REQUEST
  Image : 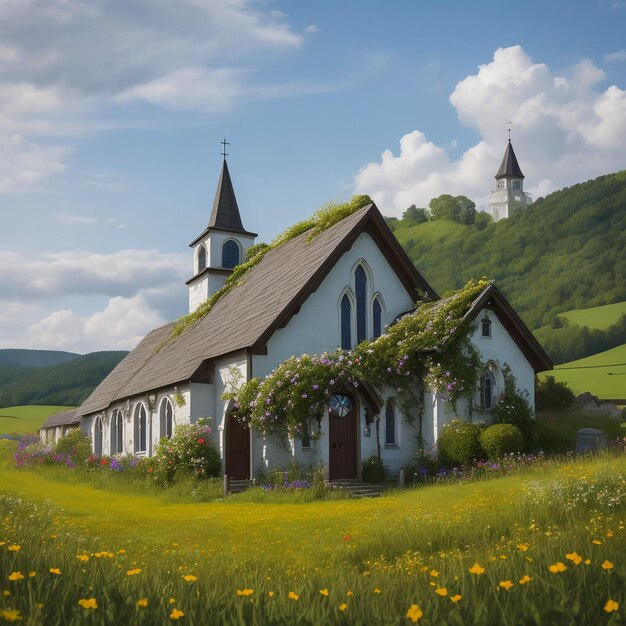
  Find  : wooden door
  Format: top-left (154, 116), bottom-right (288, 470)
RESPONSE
top-left (329, 394), bottom-right (357, 479)
top-left (225, 413), bottom-right (250, 479)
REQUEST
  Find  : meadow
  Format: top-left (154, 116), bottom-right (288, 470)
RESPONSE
top-left (561, 302), bottom-right (626, 332)
top-left (1, 438), bottom-right (624, 625)
top-left (543, 344), bottom-right (626, 399)
top-left (0, 406), bottom-right (74, 436)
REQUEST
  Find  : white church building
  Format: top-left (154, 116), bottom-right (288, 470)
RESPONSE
top-left (47, 160), bottom-right (551, 480)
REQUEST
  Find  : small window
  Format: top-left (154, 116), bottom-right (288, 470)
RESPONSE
top-left (497, 180), bottom-right (505, 190)
top-left (134, 403), bottom-right (147, 453)
top-left (197, 245), bottom-right (207, 272)
top-left (301, 421), bottom-right (311, 449)
top-left (373, 298), bottom-right (383, 338)
top-left (511, 180), bottom-right (521, 189)
top-left (340, 294), bottom-right (351, 350)
top-left (159, 398), bottom-right (173, 440)
top-left (481, 317), bottom-right (492, 337)
top-left (355, 266), bottom-right (367, 344)
top-left (111, 409), bottom-right (123, 455)
top-left (385, 399), bottom-right (396, 445)
top-left (222, 240), bottom-right (240, 268)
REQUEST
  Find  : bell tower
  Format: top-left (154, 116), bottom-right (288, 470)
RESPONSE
top-left (488, 130), bottom-right (532, 222)
top-left (186, 142), bottom-right (257, 313)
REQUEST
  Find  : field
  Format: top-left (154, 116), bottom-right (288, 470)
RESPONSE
top-left (542, 344), bottom-right (626, 399)
top-left (1, 440), bottom-right (625, 625)
top-left (0, 406), bottom-right (75, 435)
top-left (561, 302), bottom-right (626, 331)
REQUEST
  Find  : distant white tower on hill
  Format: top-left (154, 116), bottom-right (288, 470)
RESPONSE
top-left (488, 133), bottom-right (532, 222)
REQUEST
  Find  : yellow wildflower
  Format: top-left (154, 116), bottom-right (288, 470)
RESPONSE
top-left (604, 600), bottom-right (619, 613)
top-left (7, 572), bottom-right (24, 581)
top-left (584, 559), bottom-right (591, 565)
top-left (169, 598), bottom-right (176, 604)
top-left (373, 588), bottom-right (381, 594)
top-left (170, 608), bottom-right (184, 620)
top-left (469, 563), bottom-right (485, 575)
top-left (78, 598), bottom-right (97, 609)
top-left (565, 552), bottom-right (582, 565)
top-left (49, 568), bottom-right (61, 575)
top-left (339, 603), bottom-right (347, 611)
top-left (35, 603), bottom-right (43, 609)
top-left (499, 580), bottom-right (514, 590)
top-left (137, 599), bottom-right (148, 608)
top-left (7, 545), bottom-right (20, 552)
top-left (450, 595), bottom-right (462, 603)
top-left (288, 591), bottom-right (299, 601)
top-left (268, 591), bottom-right (274, 597)
top-left (2, 590), bottom-right (10, 596)
top-left (28, 572), bottom-right (35, 578)
top-left (118, 549), bottom-right (126, 554)
top-left (519, 575), bottom-right (532, 584)
top-left (592, 539), bottom-right (602, 545)
top-left (77, 555), bottom-right (89, 562)
top-left (236, 589), bottom-right (253, 597)
top-left (435, 587), bottom-right (447, 596)
top-left (126, 568), bottom-right (142, 576)
top-left (548, 562), bottom-right (567, 573)
top-left (0, 609), bottom-right (22, 622)
top-left (601, 560), bottom-right (613, 570)
top-left (346, 591), bottom-right (353, 596)
top-left (430, 569), bottom-right (439, 577)
top-left (516, 543), bottom-right (529, 552)
top-left (319, 589), bottom-right (329, 596)
top-left (406, 604), bottom-right (423, 622)
top-left (183, 574), bottom-right (197, 582)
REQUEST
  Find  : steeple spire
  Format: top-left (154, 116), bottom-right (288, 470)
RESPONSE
top-left (495, 139), bottom-right (524, 179)
top-left (208, 159), bottom-right (246, 232)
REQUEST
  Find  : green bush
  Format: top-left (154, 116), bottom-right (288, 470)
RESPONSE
top-left (479, 424), bottom-right (524, 459)
top-left (437, 420), bottom-right (484, 467)
top-left (153, 418), bottom-right (221, 486)
top-left (535, 376), bottom-right (576, 413)
top-left (492, 366), bottom-right (535, 445)
top-left (405, 450), bottom-right (438, 484)
top-left (54, 428), bottom-right (92, 464)
top-left (361, 455), bottom-right (387, 483)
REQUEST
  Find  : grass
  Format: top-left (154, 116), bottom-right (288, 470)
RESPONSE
top-left (0, 406), bottom-right (75, 435)
top-left (561, 301), bottom-right (626, 331)
top-left (540, 344), bottom-right (626, 399)
top-left (1, 439), bottom-right (625, 625)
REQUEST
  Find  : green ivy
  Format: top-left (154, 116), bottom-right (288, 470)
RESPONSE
top-left (223, 278), bottom-right (490, 440)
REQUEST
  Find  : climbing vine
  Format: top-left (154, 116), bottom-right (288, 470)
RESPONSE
top-left (168, 194), bottom-right (374, 341)
top-left (223, 278), bottom-right (489, 439)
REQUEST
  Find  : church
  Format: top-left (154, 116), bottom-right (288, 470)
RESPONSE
top-left (43, 158), bottom-right (551, 480)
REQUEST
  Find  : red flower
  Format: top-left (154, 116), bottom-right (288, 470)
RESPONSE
top-left (100, 459), bottom-right (108, 466)
top-left (147, 467), bottom-right (153, 473)
top-left (197, 438), bottom-right (205, 444)
top-left (343, 534), bottom-right (351, 542)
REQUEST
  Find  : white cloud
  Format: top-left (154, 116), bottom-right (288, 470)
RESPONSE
top-left (53, 212), bottom-right (99, 225)
top-left (354, 45), bottom-right (626, 214)
top-left (605, 50), bottom-right (626, 63)
top-left (27, 295), bottom-right (166, 352)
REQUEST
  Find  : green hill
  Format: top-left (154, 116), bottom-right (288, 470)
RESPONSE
top-left (538, 343), bottom-right (626, 400)
top-left (0, 351), bottom-right (128, 407)
top-left (0, 349), bottom-right (80, 368)
top-left (390, 170), bottom-right (626, 361)
top-left (0, 405), bottom-right (76, 435)
top-left (561, 301), bottom-right (626, 331)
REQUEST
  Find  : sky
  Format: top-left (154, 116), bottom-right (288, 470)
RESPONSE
top-left (1, 0), bottom-right (625, 354)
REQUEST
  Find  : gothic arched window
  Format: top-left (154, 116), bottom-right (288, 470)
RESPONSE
top-left (373, 297), bottom-right (383, 338)
top-left (110, 409), bottom-right (123, 455)
top-left (355, 265), bottom-right (367, 344)
top-left (481, 369), bottom-right (497, 409)
top-left (340, 294), bottom-right (352, 350)
top-left (385, 399), bottom-right (396, 445)
top-left (93, 416), bottom-right (103, 456)
top-left (197, 245), bottom-right (207, 272)
top-left (222, 240), bottom-right (240, 269)
top-left (159, 397), bottom-right (173, 440)
top-left (134, 403), bottom-right (147, 453)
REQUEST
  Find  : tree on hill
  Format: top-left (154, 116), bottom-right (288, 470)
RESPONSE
top-left (428, 195), bottom-right (476, 223)
top-left (403, 205), bottom-right (429, 223)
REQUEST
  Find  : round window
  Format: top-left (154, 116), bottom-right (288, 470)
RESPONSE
top-left (329, 395), bottom-right (352, 418)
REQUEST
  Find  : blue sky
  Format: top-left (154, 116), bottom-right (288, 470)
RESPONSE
top-left (1, 0), bottom-right (625, 352)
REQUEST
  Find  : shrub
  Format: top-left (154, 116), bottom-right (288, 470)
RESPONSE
top-left (535, 376), bottom-right (576, 413)
top-left (405, 450), bottom-right (438, 484)
top-left (492, 366), bottom-right (535, 444)
top-left (54, 428), bottom-right (92, 464)
top-left (479, 424), bottom-right (524, 459)
top-left (153, 418), bottom-right (221, 486)
top-left (361, 455), bottom-right (387, 483)
top-left (437, 420), bottom-right (484, 467)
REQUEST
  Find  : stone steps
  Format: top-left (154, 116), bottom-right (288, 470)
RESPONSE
top-left (328, 479), bottom-right (386, 498)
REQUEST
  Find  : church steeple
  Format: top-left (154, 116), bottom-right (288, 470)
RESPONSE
top-left (495, 140), bottom-right (524, 180)
top-left (186, 148), bottom-right (257, 313)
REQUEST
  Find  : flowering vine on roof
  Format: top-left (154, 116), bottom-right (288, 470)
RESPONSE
top-left (223, 278), bottom-right (490, 439)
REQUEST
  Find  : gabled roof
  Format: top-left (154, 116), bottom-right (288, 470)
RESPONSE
top-left (190, 160), bottom-right (257, 245)
top-left (461, 283), bottom-right (552, 373)
top-left (78, 203), bottom-right (437, 416)
top-left (495, 140), bottom-right (524, 179)
top-left (41, 408), bottom-right (80, 429)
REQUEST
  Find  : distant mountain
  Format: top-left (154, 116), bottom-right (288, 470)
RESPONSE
top-left (388, 170), bottom-right (626, 362)
top-left (0, 351), bottom-right (128, 407)
top-left (0, 349), bottom-right (80, 368)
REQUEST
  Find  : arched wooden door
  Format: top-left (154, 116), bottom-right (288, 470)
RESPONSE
top-left (225, 412), bottom-right (250, 479)
top-left (328, 393), bottom-right (357, 480)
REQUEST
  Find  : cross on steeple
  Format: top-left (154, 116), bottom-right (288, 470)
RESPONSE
top-left (220, 138), bottom-right (230, 159)
top-left (505, 121), bottom-right (513, 141)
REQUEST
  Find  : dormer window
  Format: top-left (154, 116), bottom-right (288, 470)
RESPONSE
top-left (222, 240), bottom-right (240, 268)
top-left (481, 316), bottom-right (492, 338)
